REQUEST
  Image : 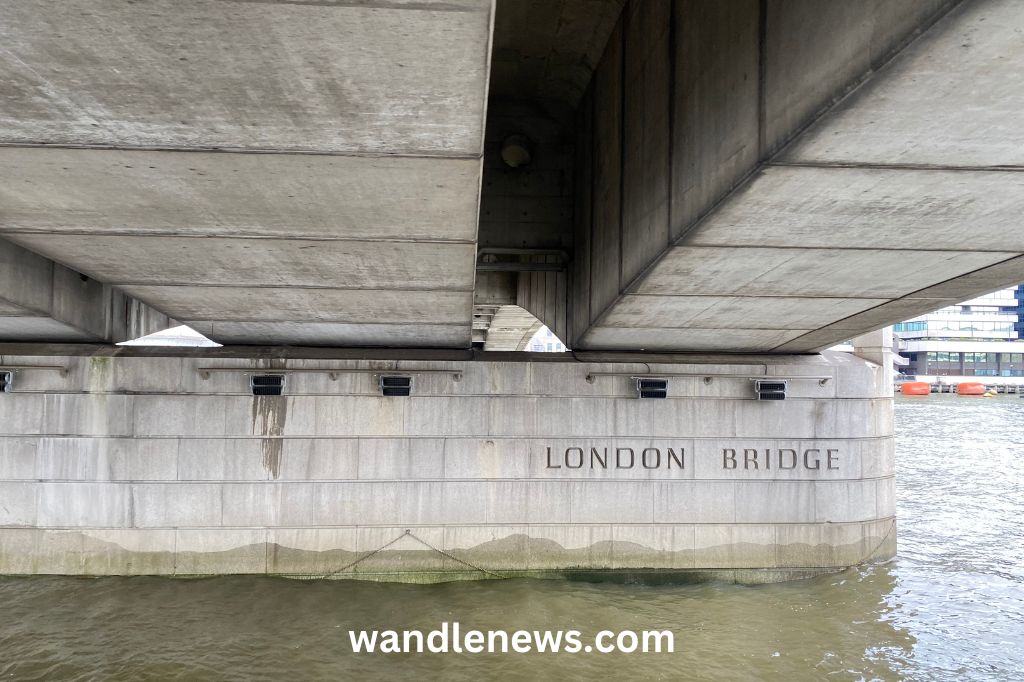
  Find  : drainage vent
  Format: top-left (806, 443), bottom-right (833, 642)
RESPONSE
top-left (380, 375), bottom-right (412, 397)
top-left (636, 378), bottom-right (668, 399)
top-left (0, 371), bottom-right (11, 393)
top-left (754, 380), bottom-right (787, 401)
top-left (250, 374), bottom-right (285, 396)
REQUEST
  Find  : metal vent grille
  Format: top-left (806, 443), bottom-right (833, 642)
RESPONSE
top-left (380, 375), bottom-right (412, 397)
top-left (0, 371), bottom-right (11, 393)
top-left (250, 374), bottom-right (285, 396)
top-left (636, 378), bottom-right (668, 399)
top-left (754, 379), bottom-right (787, 401)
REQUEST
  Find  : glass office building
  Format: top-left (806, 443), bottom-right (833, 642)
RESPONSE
top-left (1017, 286), bottom-right (1024, 339)
top-left (896, 286), bottom-right (1024, 378)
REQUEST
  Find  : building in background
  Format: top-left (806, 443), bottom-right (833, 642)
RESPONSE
top-left (1016, 286), bottom-right (1024, 339)
top-left (526, 326), bottom-right (566, 353)
top-left (895, 286), bottom-right (1024, 379)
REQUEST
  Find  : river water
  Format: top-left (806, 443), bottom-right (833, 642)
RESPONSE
top-left (2, 396), bottom-right (1022, 681)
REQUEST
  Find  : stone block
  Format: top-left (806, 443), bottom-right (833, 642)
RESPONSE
top-left (0, 437), bottom-right (38, 479)
top-left (735, 481), bottom-right (816, 523)
top-left (37, 482), bottom-right (131, 527)
top-left (177, 439), bottom-right (268, 481)
top-left (358, 437), bottom-right (444, 480)
top-left (278, 438), bottom-right (359, 481)
top-left (815, 480), bottom-right (879, 523)
top-left (654, 481), bottom-right (736, 524)
top-left (36, 437), bottom-right (178, 481)
top-left (0, 482), bottom-right (37, 525)
top-left (570, 481), bottom-right (655, 524)
top-left (131, 483), bottom-right (222, 527)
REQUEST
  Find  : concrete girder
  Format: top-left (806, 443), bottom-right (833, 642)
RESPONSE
top-left (490, 0), bottom-right (625, 116)
top-left (0, 238), bottom-right (175, 342)
top-left (570, 0), bottom-right (1024, 353)
top-left (0, 0), bottom-right (494, 347)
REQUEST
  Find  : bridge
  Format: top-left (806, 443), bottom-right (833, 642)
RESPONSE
top-left (0, 0), bottom-right (1019, 581)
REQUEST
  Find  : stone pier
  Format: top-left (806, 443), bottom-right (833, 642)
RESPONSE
top-left (0, 348), bottom-right (894, 583)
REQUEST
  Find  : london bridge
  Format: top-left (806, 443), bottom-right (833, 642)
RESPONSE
top-left (1, 2), bottom-right (1024, 677)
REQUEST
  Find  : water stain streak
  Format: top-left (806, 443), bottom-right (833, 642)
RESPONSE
top-left (252, 395), bottom-right (288, 479)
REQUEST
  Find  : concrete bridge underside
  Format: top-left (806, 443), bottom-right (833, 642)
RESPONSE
top-left (0, 0), bottom-right (492, 347)
top-left (0, 0), bottom-right (1022, 351)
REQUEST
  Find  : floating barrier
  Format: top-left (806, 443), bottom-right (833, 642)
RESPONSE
top-left (894, 381), bottom-right (1024, 395)
top-left (956, 382), bottom-right (987, 396)
top-left (900, 382), bottom-right (930, 396)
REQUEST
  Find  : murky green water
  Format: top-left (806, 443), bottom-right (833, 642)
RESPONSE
top-left (2, 396), bottom-right (1022, 681)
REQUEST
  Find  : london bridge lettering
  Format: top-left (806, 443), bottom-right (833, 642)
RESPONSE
top-left (546, 447), bottom-right (685, 470)
top-left (543, 446), bottom-right (840, 472)
top-left (723, 448), bottom-right (839, 471)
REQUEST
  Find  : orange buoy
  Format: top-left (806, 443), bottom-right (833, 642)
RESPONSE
top-left (957, 382), bottom-right (987, 396)
top-left (900, 382), bottom-right (930, 396)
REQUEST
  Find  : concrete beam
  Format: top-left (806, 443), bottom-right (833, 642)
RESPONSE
top-left (762, 0), bottom-right (954, 155)
top-left (0, 0), bottom-right (491, 154)
top-left (780, 0), bottom-right (1024, 166)
top-left (0, 238), bottom-right (174, 343)
top-left (490, 0), bottom-right (625, 112)
top-left (0, 0), bottom-right (495, 348)
top-left (571, 0), bottom-right (1024, 353)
